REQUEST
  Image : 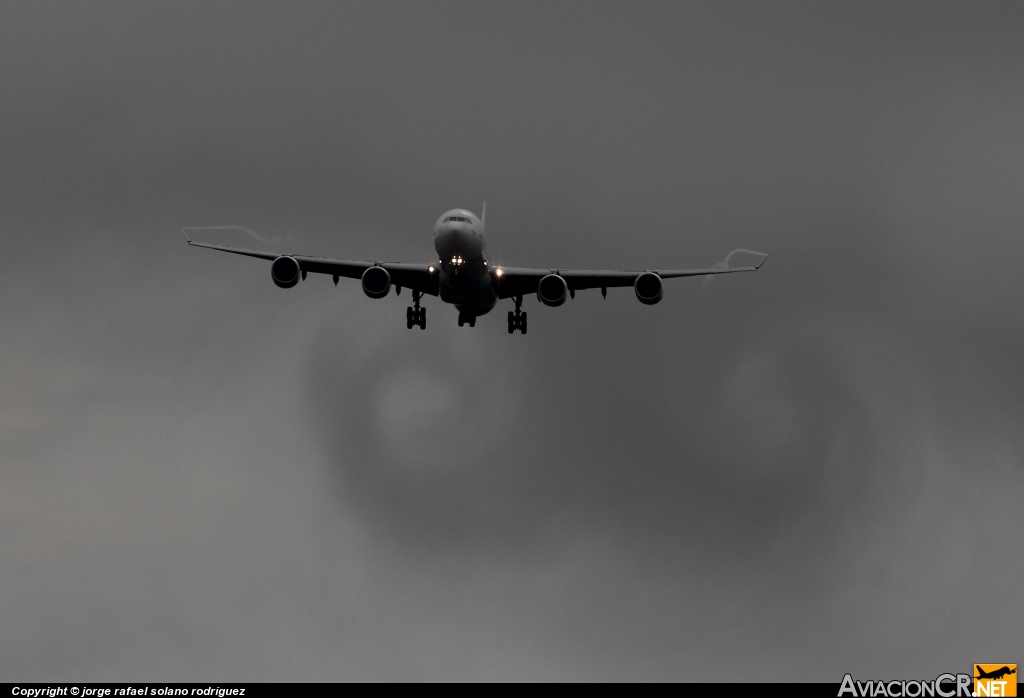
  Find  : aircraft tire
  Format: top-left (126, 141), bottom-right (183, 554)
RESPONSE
top-left (419, 308), bottom-right (426, 329)
top-left (469, 316), bottom-right (476, 327)
top-left (406, 307), bottom-right (414, 329)
top-left (458, 314), bottom-right (465, 327)
top-left (508, 311), bottom-right (515, 333)
top-left (520, 312), bottom-right (527, 334)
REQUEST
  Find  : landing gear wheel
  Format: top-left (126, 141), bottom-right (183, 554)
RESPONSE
top-left (508, 295), bottom-right (527, 335)
top-left (407, 290), bottom-right (425, 330)
top-left (468, 316), bottom-right (476, 327)
top-left (458, 314), bottom-right (465, 327)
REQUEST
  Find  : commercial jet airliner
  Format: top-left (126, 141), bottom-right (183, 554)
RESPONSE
top-left (183, 206), bottom-right (767, 334)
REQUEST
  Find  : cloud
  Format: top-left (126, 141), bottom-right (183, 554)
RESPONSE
top-left (1, 1), bottom-right (1022, 681)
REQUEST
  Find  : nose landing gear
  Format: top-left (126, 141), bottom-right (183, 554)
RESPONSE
top-left (406, 290), bottom-right (426, 329)
top-left (458, 312), bottom-right (476, 327)
top-left (507, 295), bottom-right (527, 334)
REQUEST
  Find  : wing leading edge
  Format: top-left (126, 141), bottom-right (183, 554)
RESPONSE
top-left (182, 237), bottom-right (439, 296)
top-left (493, 256), bottom-right (768, 299)
top-left (183, 232), bottom-right (765, 301)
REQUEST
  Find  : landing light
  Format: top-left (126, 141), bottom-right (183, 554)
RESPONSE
top-left (495, 268), bottom-right (503, 277)
top-left (429, 266), bottom-right (435, 273)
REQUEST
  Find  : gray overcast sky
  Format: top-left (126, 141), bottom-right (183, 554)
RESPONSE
top-left (0, 1), bottom-right (1021, 681)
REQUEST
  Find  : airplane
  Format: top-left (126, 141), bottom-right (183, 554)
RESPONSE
top-left (975, 666), bottom-right (1016, 681)
top-left (183, 206), bottom-right (767, 334)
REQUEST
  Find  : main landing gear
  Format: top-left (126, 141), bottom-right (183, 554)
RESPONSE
top-left (458, 312), bottom-right (476, 327)
top-left (507, 295), bottom-right (527, 334)
top-left (406, 290), bottom-right (426, 330)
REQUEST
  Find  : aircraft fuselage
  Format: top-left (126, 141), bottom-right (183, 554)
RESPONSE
top-left (433, 208), bottom-right (497, 317)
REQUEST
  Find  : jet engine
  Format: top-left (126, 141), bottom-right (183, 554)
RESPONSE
top-left (271, 256), bottom-right (301, 289)
top-left (634, 272), bottom-right (663, 305)
top-left (537, 273), bottom-right (568, 307)
top-left (361, 265), bottom-right (391, 299)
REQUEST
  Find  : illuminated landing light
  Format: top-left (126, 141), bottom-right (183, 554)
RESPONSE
top-left (495, 268), bottom-right (504, 277)
top-left (428, 266), bottom-right (435, 273)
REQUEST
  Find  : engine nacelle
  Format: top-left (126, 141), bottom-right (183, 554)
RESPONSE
top-left (271, 256), bottom-right (301, 289)
top-left (361, 265), bottom-right (391, 299)
top-left (634, 272), bottom-right (663, 305)
top-left (537, 273), bottom-right (569, 307)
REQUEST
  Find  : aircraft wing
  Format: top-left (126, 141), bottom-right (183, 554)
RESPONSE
top-left (184, 239), bottom-right (440, 295)
top-left (493, 257), bottom-right (767, 299)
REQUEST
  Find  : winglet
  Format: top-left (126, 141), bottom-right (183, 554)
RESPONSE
top-left (755, 254), bottom-right (769, 269)
top-left (180, 228), bottom-right (193, 244)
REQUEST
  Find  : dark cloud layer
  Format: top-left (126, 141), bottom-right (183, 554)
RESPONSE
top-left (1, 2), bottom-right (1021, 681)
